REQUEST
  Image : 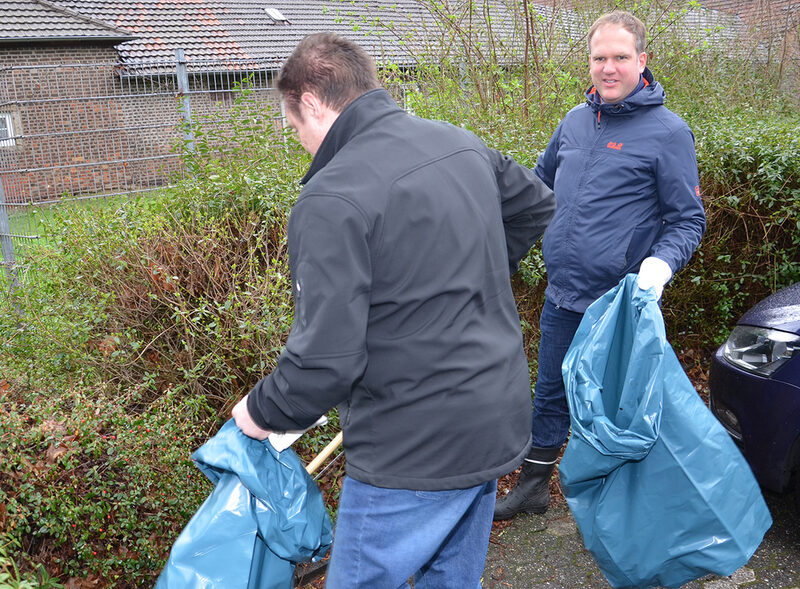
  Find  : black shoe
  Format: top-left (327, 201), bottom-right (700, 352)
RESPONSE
top-left (494, 445), bottom-right (560, 521)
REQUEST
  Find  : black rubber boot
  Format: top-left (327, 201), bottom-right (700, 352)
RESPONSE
top-left (494, 445), bottom-right (560, 521)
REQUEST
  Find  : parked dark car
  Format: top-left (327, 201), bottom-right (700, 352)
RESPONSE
top-left (710, 282), bottom-right (800, 499)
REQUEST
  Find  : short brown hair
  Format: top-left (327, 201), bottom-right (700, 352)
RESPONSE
top-left (277, 32), bottom-right (381, 118)
top-left (588, 11), bottom-right (647, 55)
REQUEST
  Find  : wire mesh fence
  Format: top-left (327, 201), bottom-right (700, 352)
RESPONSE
top-left (0, 51), bottom-right (280, 293)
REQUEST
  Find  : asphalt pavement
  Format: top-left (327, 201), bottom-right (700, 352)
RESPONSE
top-left (483, 490), bottom-right (800, 588)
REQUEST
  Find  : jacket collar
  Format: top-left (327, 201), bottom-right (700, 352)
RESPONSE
top-left (585, 67), bottom-right (664, 115)
top-left (301, 88), bottom-right (401, 184)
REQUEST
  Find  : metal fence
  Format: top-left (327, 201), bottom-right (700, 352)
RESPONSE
top-left (0, 51), bottom-right (280, 293)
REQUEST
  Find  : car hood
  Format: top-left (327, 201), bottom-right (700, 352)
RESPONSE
top-left (738, 282), bottom-right (800, 335)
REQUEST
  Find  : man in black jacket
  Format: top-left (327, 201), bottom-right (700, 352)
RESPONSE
top-left (232, 32), bottom-right (555, 587)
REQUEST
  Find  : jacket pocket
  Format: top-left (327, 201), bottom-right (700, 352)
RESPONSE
top-left (623, 222), bottom-right (660, 273)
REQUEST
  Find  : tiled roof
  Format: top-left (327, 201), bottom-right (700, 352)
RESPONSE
top-left (698, 0), bottom-right (800, 18)
top-left (6, 0), bottom-right (758, 70)
top-left (0, 0), bottom-right (134, 43)
top-left (681, 7), bottom-right (744, 44)
top-left (694, 0), bottom-right (798, 61)
top-left (50, 0), bottom-right (435, 68)
top-left (696, 0), bottom-right (799, 38)
top-left (47, 0), bottom-right (574, 70)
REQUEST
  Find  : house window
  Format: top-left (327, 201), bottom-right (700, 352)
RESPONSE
top-left (0, 113), bottom-right (15, 147)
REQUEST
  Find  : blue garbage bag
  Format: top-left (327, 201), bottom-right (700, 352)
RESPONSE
top-left (155, 419), bottom-right (333, 588)
top-left (560, 274), bottom-right (772, 589)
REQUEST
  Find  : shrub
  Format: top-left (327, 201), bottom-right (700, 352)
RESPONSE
top-left (10, 88), bottom-right (309, 412)
top-left (0, 378), bottom-right (214, 585)
top-left (0, 536), bottom-right (62, 589)
top-left (0, 86), bottom-right (346, 585)
top-left (667, 110), bottom-right (800, 346)
top-left (0, 88), bottom-right (335, 584)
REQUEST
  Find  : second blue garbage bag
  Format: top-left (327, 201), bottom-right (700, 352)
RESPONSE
top-left (155, 419), bottom-right (333, 589)
top-left (560, 274), bottom-right (772, 589)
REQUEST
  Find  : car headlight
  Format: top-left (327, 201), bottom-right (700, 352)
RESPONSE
top-left (722, 325), bottom-right (800, 376)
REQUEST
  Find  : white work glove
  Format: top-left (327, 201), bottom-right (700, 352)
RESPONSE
top-left (232, 394), bottom-right (329, 450)
top-left (267, 415), bottom-right (328, 452)
top-left (636, 256), bottom-right (673, 300)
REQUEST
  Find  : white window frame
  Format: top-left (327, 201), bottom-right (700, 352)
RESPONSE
top-left (0, 113), bottom-right (15, 147)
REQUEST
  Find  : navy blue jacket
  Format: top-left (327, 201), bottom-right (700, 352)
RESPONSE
top-left (535, 69), bottom-right (706, 312)
top-left (248, 89), bottom-right (555, 490)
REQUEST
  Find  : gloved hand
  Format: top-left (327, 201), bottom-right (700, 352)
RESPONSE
top-left (636, 256), bottom-right (673, 299)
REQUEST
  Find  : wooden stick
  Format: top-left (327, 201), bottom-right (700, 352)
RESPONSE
top-left (306, 431), bottom-right (343, 475)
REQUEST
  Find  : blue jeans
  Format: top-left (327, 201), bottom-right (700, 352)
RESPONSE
top-left (325, 476), bottom-right (497, 589)
top-left (530, 299), bottom-right (584, 448)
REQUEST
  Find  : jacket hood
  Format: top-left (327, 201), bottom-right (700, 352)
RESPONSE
top-left (585, 67), bottom-right (665, 115)
top-left (301, 88), bottom-right (399, 184)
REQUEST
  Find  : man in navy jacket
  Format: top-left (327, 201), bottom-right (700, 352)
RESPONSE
top-left (495, 11), bottom-right (706, 520)
top-left (232, 33), bottom-right (555, 586)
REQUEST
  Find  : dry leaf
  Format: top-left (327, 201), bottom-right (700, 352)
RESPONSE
top-left (45, 443), bottom-right (69, 463)
top-left (42, 420), bottom-right (67, 435)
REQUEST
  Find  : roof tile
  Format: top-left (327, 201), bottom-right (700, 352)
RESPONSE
top-left (0, 0), bottom-right (134, 42)
top-left (4, 0), bottom-right (751, 71)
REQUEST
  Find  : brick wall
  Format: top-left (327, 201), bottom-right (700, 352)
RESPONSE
top-left (0, 42), bottom-right (281, 205)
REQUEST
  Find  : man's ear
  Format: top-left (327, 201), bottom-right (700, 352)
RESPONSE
top-left (299, 91), bottom-right (325, 120)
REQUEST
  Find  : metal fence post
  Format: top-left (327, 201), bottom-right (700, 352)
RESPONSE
top-left (0, 177), bottom-right (19, 291)
top-left (175, 48), bottom-right (195, 155)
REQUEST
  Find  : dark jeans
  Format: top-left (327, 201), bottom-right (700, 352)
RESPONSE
top-left (530, 299), bottom-right (584, 448)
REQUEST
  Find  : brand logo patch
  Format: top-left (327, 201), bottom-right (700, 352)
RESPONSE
top-left (695, 185), bottom-right (701, 197)
top-left (607, 141), bottom-right (623, 150)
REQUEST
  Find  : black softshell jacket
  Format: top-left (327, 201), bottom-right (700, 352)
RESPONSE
top-left (248, 89), bottom-right (555, 490)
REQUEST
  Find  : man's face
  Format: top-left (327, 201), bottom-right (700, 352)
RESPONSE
top-left (285, 106), bottom-right (324, 156)
top-left (589, 24), bottom-right (647, 104)
top-left (284, 94), bottom-right (339, 156)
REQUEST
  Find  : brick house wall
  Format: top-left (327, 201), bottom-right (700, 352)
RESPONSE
top-left (0, 42), bottom-right (281, 205)
top-left (1, 43), bottom-right (125, 203)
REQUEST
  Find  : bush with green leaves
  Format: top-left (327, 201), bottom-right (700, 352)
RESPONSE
top-left (0, 378), bottom-right (215, 585)
top-left (6, 88), bottom-right (311, 411)
top-left (0, 537), bottom-right (62, 589)
top-left (0, 87), bottom-right (337, 584)
top-left (670, 110), bottom-right (800, 345)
